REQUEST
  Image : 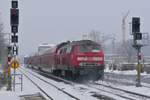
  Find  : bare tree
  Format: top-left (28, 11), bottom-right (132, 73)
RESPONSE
top-left (0, 19), bottom-right (4, 62)
top-left (116, 39), bottom-right (136, 63)
top-left (124, 40), bottom-right (136, 63)
top-left (0, 15), bottom-right (7, 70)
top-left (88, 30), bottom-right (106, 50)
top-left (88, 30), bottom-right (101, 43)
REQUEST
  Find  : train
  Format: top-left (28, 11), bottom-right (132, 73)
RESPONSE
top-left (24, 40), bottom-right (105, 80)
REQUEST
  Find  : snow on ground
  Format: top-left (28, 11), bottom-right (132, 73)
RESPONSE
top-left (0, 91), bottom-right (20, 100)
top-left (0, 66), bottom-right (98, 100)
top-left (119, 85), bottom-right (150, 96)
top-left (20, 67), bottom-right (99, 100)
top-left (97, 79), bottom-right (150, 96)
top-left (0, 67), bottom-right (42, 100)
top-left (1, 66), bottom-right (150, 100)
top-left (105, 67), bottom-right (149, 75)
top-left (96, 68), bottom-right (150, 97)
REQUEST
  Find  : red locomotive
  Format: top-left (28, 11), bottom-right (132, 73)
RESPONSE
top-left (24, 40), bottom-right (105, 80)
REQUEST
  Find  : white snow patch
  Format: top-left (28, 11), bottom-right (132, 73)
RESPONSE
top-left (0, 91), bottom-right (19, 100)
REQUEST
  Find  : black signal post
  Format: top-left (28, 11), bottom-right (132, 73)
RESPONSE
top-left (10, 0), bottom-right (19, 91)
top-left (132, 17), bottom-right (143, 87)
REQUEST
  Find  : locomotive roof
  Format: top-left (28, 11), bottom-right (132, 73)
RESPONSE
top-left (55, 40), bottom-right (100, 52)
top-left (57, 40), bottom-right (99, 48)
top-left (71, 40), bottom-right (99, 46)
top-left (38, 43), bottom-right (55, 47)
top-left (56, 41), bottom-right (70, 49)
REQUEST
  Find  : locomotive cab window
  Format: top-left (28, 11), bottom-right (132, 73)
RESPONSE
top-left (60, 47), bottom-right (67, 54)
top-left (57, 49), bottom-right (61, 55)
top-left (59, 49), bottom-right (63, 54)
top-left (66, 46), bottom-right (72, 53)
top-left (79, 44), bottom-right (101, 53)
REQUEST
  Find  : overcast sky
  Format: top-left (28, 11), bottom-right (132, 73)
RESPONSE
top-left (0, 0), bottom-right (150, 55)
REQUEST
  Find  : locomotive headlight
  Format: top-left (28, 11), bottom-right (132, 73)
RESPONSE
top-left (77, 57), bottom-right (83, 61)
top-left (93, 57), bottom-right (103, 61)
top-left (77, 57), bottom-right (103, 61)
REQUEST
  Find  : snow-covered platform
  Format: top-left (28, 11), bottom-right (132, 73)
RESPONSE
top-left (20, 92), bottom-right (46, 100)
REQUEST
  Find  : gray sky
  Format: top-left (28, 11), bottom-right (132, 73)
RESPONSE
top-left (0, 0), bottom-right (150, 55)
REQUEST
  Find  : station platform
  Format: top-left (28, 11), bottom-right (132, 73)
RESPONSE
top-left (20, 93), bottom-right (46, 100)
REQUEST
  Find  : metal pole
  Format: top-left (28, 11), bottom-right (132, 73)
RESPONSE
top-left (21, 74), bottom-right (23, 91)
top-left (13, 68), bottom-right (16, 91)
top-left (13, 42), bottom-right (17, 91)
top-left (136, 46), bottom-right (141, 87)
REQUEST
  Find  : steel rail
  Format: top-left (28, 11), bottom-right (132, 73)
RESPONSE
top-left (20, 68), bottom-right (80, 100)
top-left (20, 70), bottom-right (54, 100)
top-left (90, 82), bottom-right (150, 100)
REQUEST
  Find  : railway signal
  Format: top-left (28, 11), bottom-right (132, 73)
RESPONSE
top-left (10, 8), bottom-right (19, 26)
top-left (132, 17), bottom-right (142, 46)
top-left (134, 32), bottom-right (142, 40)
top-left (10, 0), bottom-right (20, 91)
top-left (11, 26), bottom-right (18, 33)
top-left (12, 45), bottom-right (18, 55)
top-left (11, 35), bottom-right (18, 43)
top-left (132, 17), bottom-right (142, 45)
top-left (11, 0), bottom-right (19, 26)
top-left (10, 0), bottom-right (19, 56)
top-left (132, 17), bottom-right (140, 33)
top-left (7, 46), bottom-right (12, 65)
top-left (12, 1), bottom-right (18, 8)
top-left (131, 17), bottom-right (144, 87)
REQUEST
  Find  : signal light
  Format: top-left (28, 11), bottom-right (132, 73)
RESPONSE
top-left (11, 8), bottom-right (19, 26)
top-left (12, 1), bottom-right (18, 8)
top-left (134, 32), bottom-right (142, 40)
top-left (8, 57), bottom-right (12, 63)
top-left (11, 25), bottom-right (18, 33)
top-left (11, 35), bottom-right (18, 43)
top-left (138, 53), bottom-right (142, 60)
top-left (13, 46), bottom-right (18, 55)
top-left (132, 17), bottom-right (140, 33)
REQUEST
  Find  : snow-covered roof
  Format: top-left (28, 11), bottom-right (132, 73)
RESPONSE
top-left (38, 43), bottom-right (56, 55)
top-left (38, 43), bottom-right (55, 47)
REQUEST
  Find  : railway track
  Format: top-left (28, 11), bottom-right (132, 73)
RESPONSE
top-left (20, 68), bottom-right (80, 100)
top-left (103, 74), bottom-right (150, 89)
top-left (142, 84), bottom-right (150, 89)
top-left (20, 93), bottom-right (47, 100)
top-left (22, 66), bottom-right (150, 100)
top-left (24, 68), bottom-right (137, 100)
top-left (20, 69), bottom-right (54, 100)
top-left (87, 82), bottom-right (150, 100)
top-left (35, 69), bottom-right (74, 85)
top-left (24, 67), bottom-right (119, 100)
top-left (104, 72), bottom-right (150, 87)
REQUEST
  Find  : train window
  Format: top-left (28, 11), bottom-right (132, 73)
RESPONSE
top-left (79, 45), bottom-right (101, 53)
top-left (59, 49), bottom-right (63, 54)
top-left (62, 48), bottom-right (67, 54)
top-left (57, 49), bottom-right (61, 54)
top-left (66, 46), bottom-right (72, 53)
top-left (60, 47), bottom-right (67, 54)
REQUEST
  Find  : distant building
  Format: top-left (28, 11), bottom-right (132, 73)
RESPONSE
top-left (38, 43), bottom-right (55, 55)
